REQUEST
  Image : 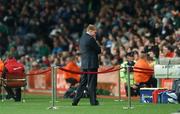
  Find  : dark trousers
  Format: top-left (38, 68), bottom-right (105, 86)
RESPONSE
top-left (177, 93), bottom-right (180, 103)
top-left (4, 86), bottom-right (21, 101)
top-left (65, 78), bottom-right (78, 87)
top-left (136, 76), bottom-right (157, 95)
top-left (125, 85), bottom-right (138, 97)
top-left (136, 76), bottom-right (157, 89)
top-left (73, 68), bottom-right (97, 105)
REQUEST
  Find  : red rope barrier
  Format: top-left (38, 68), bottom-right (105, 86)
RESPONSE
top-left (59, 67), bottom-right (121, 74)
top-left (59, 65), bottom-right (155, 74)
top-left (133, 66), bottom-right (154, 71)
top-left (132, 70), bottom-right (154, 73)
top-left (1, 65), bottom-right (154, 76)
top-left (25, 68), bottom-right (51, 76)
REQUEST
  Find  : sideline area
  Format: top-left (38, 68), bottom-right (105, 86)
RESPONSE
top-left (0, 94), bottom-right (179, 114)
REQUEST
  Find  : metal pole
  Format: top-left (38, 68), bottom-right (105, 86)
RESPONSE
top-left (167, 59), bottom-right (170, 78)
top-left (115, 65), bottom-right (123, 101)
top-left (48, 65), bottom-right (58, 110)
top-left (22, 76), bottom-right (27, 103)
top-left (123, 65), bottom-right (133, 109)
top-left (22, 84), bottom-right (26, 103)
top-left (127, 66), bottom-right (131, 108)
top-left (54, 66), bottom-right (58, 102)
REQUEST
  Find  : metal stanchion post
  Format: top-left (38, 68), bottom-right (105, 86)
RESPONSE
top-left (54, 66), bottom-right (58, 103)
top-left (22, 86), bottom-right (26, 103)
top-left (48, 65), bottom-right (58, 110)
top-left (22, 76), bottom-right (27, 103)
top-left (123, 66), bottom-right (134, 109)
top-left (167, 59), bottom-right (170, 79)
top-left (115, 66), bottom-right (123, 101)
top-left (1, 79), bottom-right (5, 102)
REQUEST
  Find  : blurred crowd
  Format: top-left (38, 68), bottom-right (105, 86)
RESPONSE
top-left (0, 0), bottom-right (180, 72)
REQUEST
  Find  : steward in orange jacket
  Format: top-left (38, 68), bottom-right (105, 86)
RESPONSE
top-left (134, 58), bottom-right (153, 83)
top-left (0, 59), bottom-right (4, 73)
top-left (63, 57), bottom-right (80, 87)
top-left (0, 59), bottom-right (4, 86)
top-left (134, 51), bottom-right (157, 89)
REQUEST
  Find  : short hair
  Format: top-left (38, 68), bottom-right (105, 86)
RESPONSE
top-left (86, 24), bottom-right (96, 32)
top-left (126, 52), bottom-right (134, 57)
top-left (167, 45), bottom-right (174, 52)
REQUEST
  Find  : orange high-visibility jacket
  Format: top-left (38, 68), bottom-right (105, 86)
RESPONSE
top-left (134, 58), bottom-right (153, 83)
top-left (63, 61), bottom-right (80, 82)
top-left (0, 59), bottom-right (4, 73)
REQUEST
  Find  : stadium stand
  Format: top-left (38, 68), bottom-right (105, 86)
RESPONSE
top-left (0, 0), bottom-right (179, 97)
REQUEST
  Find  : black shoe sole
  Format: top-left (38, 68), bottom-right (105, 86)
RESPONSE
top-left (72, 103), bottom-right (77, 106)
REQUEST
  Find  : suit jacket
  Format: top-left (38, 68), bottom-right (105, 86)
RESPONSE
top-left (79, 33), bottom-right (101, 69)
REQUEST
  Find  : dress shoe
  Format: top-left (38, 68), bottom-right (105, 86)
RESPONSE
top-left (15, 98), bottom-right (21, 102)
top-left (91, 100), bottom-right (99, 106)
top-left (15, 100), bottom-right (21, 102)
top-left (72, 102), bottom-right (78, 106)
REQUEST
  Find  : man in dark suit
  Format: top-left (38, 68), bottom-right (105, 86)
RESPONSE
top-left (72, 24), bottom-right (101, 106)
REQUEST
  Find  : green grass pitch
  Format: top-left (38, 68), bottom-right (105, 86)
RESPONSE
top-left (0, 94), bottom-right (179, 114)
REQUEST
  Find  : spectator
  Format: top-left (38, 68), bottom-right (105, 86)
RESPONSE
top-left (0, 1), bottom-right (179, 99)
top-left (175, 48), bottom-right (180, 57)
top-left (63, 56), bottom-right (81, 98)
top-left (63, 56), bottom-right (80, 88)
top-left (163, 45), bottom-right (175, 58)
top-left (133, 51), bottom-right (157, 94)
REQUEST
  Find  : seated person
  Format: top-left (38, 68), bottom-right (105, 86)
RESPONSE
top-left (120, 52), bottom-right (138, 96)
top-left (133, 51), bottom-right (157, 94)
top-left (2, 53), bottom-right (25, 102)
top-left (63, 57), bottom-right (81, 98)
top-left (0, 58), bottom-right (4, 72)
top-left (63, 57), bottom-right (80, 87)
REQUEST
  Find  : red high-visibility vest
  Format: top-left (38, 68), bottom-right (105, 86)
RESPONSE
top-left (4, 58), bottom-right (24, 74)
